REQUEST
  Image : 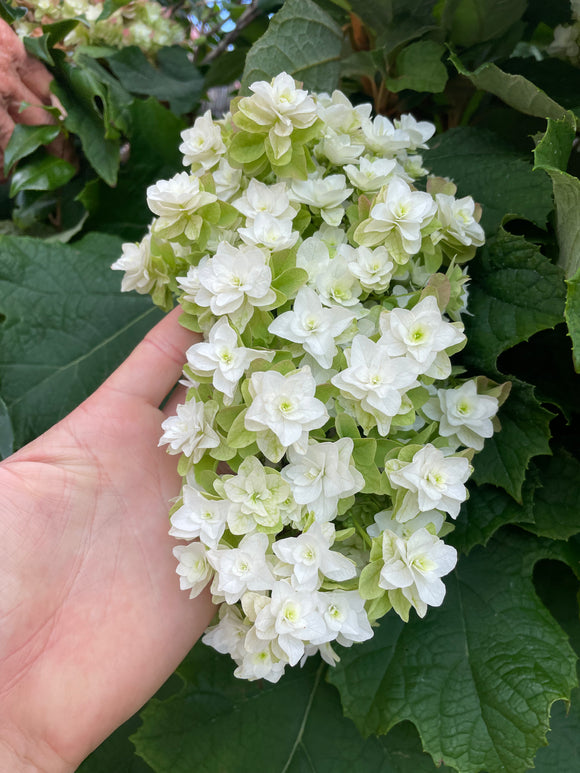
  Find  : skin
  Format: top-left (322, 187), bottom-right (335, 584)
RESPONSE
top-left (0, 19), bottom-right (66, 180)
top-left (0, 309), bottom-right (214, 772)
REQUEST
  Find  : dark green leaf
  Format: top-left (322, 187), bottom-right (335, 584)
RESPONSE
top-left (78, 714), bottom-right (153, 773)
top-left (23, 35), bottom-right (54, 66)
top-left (3, 124), bottom-right (61, 175)
top-left (471, 380), bottom-right (554, 501)
top-left (106, 46), bottom-right (203, 115)
top-left (83, 98), bottom-right (185, 241)
top-left (384, 40), bottom-right (447, 94)
top-left (9, 154), bottom-right (76, 197)
top-left (521, 448), bottom-right (580, 540)
top-left (424, 128), bottom-right (554, 234)
top-left (532, 560), bottom-right (580, 773)
top-left (51, 54), bottom-right (127, 186)
top-left (450, 479), bottom-right (536, 554)
top-left (354, 0), bottom-right (438, 55)
top-left (0, 0), bottom-right (26, 22)
top-left (133, 644), bottom-right (450, 773)
top-left (241, 0), bottom-right (344, 94)
top-left (329, 530), bottom-right (578, 773)
top-left (0, 395), bottom-right (14, 460)
top-left (462, 231), bottom-right (566, 375)
top-left (0, 233), bottom-right (162, 448)
top-left (444, 0), bottom-right (527, 47)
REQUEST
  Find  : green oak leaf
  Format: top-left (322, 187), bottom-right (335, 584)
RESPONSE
top-left (520, 448), bottom-right (580, 541)
top-left (450, 477), bottom-right (537, 554)
top-left (470, 380), bottom-right (553, 501)
top-left (532, 559), bottom-right (580, 773)
top-left (241, 0), bottom-right (344, 94)
top-left (0, 232), bottom-right (162, 448)
top-left (461, 231), bottom-right (566, 375)
top-left (132, 645), bottom-right (451, 773)
top-left (78, 714), bottom-right (153, 773)
top-left (424, 128), bottom-right (554, 234)
top-left (328, 529), bottom-right (578, 773)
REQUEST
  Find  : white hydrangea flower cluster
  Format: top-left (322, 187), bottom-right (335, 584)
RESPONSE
top-left (14, 0), bottom-right (186, 54)
top-left (547, 0), bottom-right (580, 64)
top-left (113, 72), bottom-right (507, 683)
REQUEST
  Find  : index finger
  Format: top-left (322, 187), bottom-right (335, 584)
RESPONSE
top-left (102, 307), bottom-right (202, 406)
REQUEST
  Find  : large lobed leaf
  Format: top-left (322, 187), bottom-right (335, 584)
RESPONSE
top-left (0, 232), bottom-right (162, 448)
top-left (424, 128), bottom-right (554, 234)
top-left (241, 0), bottom-right (344, 94)
top-left (132, 645), bottom-right (452, 773)
top-left (328, 530), bottom-right (578, 773)
top-left (461, 231), bottom-right (566, 376)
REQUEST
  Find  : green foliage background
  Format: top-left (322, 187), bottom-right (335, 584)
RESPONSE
top-left (1, 0), bottom-right (580, 771)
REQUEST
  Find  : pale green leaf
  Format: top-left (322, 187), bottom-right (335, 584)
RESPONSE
top-left (241, 0), bottom-right (344, 94)
top-left (0, 233), bottom-right (162, 448)
top-left (328, 530), bottom-right (578, 773)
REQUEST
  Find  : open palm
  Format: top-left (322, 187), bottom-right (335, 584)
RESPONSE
top-left (0, 310), bottom-right (214, 772)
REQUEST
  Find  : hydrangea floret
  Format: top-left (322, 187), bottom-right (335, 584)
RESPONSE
top-left (113, 72), bottom-right (508, 683)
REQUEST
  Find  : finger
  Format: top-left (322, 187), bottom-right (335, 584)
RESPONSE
top-left (103, 307), bottom-right (202, 406)
top-left (163, 383), bottom-right (189, 418)
top-left (0, 106), bottom-right (15, 178)
top-left (18, 57), bottom-right (54, 105)
top-left (4, 77), bottom-right (51, 126)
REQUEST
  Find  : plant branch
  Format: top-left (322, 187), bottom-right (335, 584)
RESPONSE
top-left (201, 0), bottom-right (261, 66)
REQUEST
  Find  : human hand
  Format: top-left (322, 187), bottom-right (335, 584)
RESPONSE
top-left (0, 309), bottom-right (215, 772)
top-left (0, 19), bottom-right (60, 179)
